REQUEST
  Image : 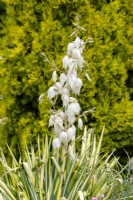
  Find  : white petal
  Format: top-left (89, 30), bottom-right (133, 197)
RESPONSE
top-left (66, 111), bottom-right (76, 124)
top-left (74, 37), bottom-right (81, 48)
top-left (69, 97), bottom-right (77, 103)
top-left (63, 55), bottom-right (69, 69)
top-left (60, 73), bottom-right (67, 85)
top-left (52, 138), bottom-right (61, 148)
top-left (78, 118), bottom-right (83, 130)
top-left (77, 57), bottom-right (84, 70)
top-left (54, 124), bottom-right (63, 135)
top-left (68, 145), bottom-right (75, 160)
top-left (85, 73), bottom-right (91, 82)
top-left (52, 71), bottom-right (57, 83)
top-left (55, 82), bottom-right (63, 93)
top-left (68, 74), bottom-right (77, 89)
top-left (67, 42), bottom-right (75, 54)
top-left (48, 86), bottom-right (57, 100)
top-left (71, 125), bottom-right (76, 135)
top-left (62, 87), bottom-right (70, 96)
top-left (62, 94), bottom-right (69, 107)
top-left (58, 111), bottom-right (66, 120)
top-left (67, 65), bottom-right (77, 77)
top-left (72, 48), bottom-right (81, 58)
top-left (54, 116), bottom-right (63, 127)
top-left (67, 103), bottom-right (81, 115)
top-left (67, 127), bottom-right (76, 141)
top-left (71, 78), bottom-right (82, 95)
top-left (49, 115), bottom-right (54, 127)
top-left (59, 131), bottom-right (68, 144)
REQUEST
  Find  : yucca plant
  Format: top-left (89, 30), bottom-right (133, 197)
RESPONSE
top-left (0, 127), bottom-right (122, 200)
top-left (0, 20), bottom-right (123, 200)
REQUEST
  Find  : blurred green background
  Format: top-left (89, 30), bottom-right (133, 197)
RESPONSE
top-left (0, 0), bottom-right (133, 163)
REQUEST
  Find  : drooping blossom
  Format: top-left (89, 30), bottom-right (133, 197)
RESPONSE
top-left (48, 86), bottom-right (58, 100)
top-left (60, 73), bottom-right (67, 85)
top-left (52, 138), bottom-right (61, 148)
top-left (52, 71), bottom-right (57, 83)
top-left (45, 32), bottom-right (92, 150)
top-left (78, 118), bottom-right (83, 130)
top-left (67, 127), bottom-right (76, 142)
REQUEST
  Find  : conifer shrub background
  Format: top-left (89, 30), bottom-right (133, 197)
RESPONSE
top-left (0, 0), bottom-right (133, 161)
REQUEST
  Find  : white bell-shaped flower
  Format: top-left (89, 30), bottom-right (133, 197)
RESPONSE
top-left (74, 37), bottom-right (81, 49)
top-left (67, 65), bottom-right (77, 77)
top-left (62, 87), bottom-right (70, 96)
top-left (67, 102), bottom-right (81, 115)
top-left (62, 94), bottom-right (69, 107)
top-left (52, 138), bottom-right (61, 148)
top-left (71, 125), bottom-right (76, 135)
top-left (52, 71), bottom-right (57, 83)
top-left (58, 110), bottom-right (66, 120)
top-left (55, 82), bottom-right (63, 94)
top-left (59, 131), bottom-right (68, 144)
top-left (54, 116), bottom-right (63, 127)
top-left (78, 118), bottom-right (83, 130)
top-left (68, 74), bottom-right (77, 89)
top-left (63, 56), bottom-right (73, 69)
top-left (67, 42), bottom-right (75, 54)
top-left (72, 78), bottom-right (83, 95)
top-left (67, 127), bottom-right (76, 141)
top-left (77, 57), bottom-right (84, 71)
top-left (72, 48), bottom-right (81, 58)
top-left (63, 55), bottom-right (69, 69)
top-left (60, 73), bottom-right (67, 85)
top-left (66, 112), bottom-right (76, 124)
top-left (54, 124), bottom-right (64, 135)
top-left (48, 86), bottom-right (57, 100)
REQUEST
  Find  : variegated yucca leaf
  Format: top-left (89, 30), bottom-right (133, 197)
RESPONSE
top-left (0, 127), bottom-right (122, 199)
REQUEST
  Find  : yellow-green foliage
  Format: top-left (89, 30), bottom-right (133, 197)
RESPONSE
top-left (0, 0), bottom-right (133, 158)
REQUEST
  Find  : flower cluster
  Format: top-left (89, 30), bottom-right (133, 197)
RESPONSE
top-left (47, 36), bottom-right (88, 151)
